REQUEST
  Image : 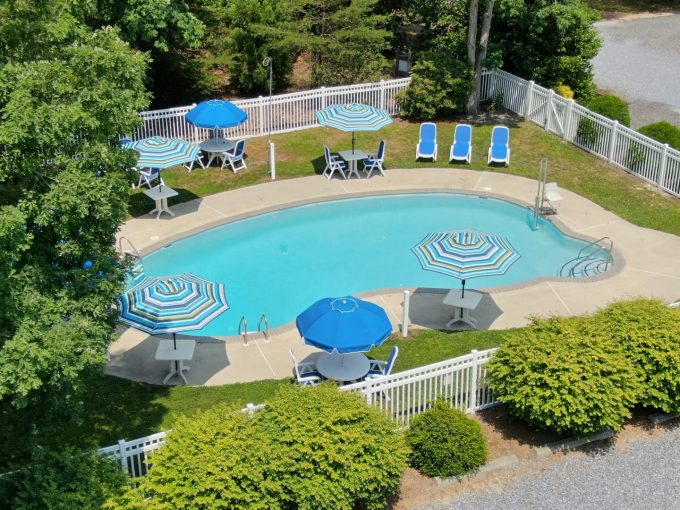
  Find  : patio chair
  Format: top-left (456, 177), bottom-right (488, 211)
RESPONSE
top-left (449, 124), bottom-right (472, 164)
top-left (289, 349), bottom-right (322, 386)
top-left (487, 125), bottom-right (510, 166)
top-left (137, 167), bottom-right (164, 189)
top-left (184, 149), bottom-right (206, 172)
top-left (365, 346), bottom-right (399, 380)
top-left (323, 145), bottom-right (347, 180)
top-left (363, 140), bottom-right (387, 178)
top-left (221, 139), bottom-right (247, 173)
top-left (416, 122), bottom-right (437, 161)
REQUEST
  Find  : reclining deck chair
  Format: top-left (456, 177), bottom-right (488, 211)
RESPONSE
top-left (487, 125), bottom-right (510, 166)
top-left (449, 124), bottom-right (472, 163)
top-left (416, 122), bottom-right (438, 161)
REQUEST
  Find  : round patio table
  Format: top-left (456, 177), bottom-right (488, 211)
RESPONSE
top-left (199, 138), bottom-right (235, 167)
top-left (316, 352), bottom-right (370, 382)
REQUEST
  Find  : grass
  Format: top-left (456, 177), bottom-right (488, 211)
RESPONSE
top-left (0, 328), bottom-right (504, 470)
top-left (132, 117), bottom-right (680, 236)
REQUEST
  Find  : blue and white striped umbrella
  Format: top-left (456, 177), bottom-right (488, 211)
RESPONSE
top-left (316, 103), bottom-right (392, 152)
top-left (119, 273), bottom-right (229, 336)
top-left (126, 136), bottom-right (200, 169)
top-left (412, 230), bottom-right (521, 280)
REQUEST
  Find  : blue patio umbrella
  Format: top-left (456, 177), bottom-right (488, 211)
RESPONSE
top-left (185, 99), bottom-right (248, 130)
top-left (412, 230), bottom-right (521, 296)
top-left (296, 296), bottom-right (392, 354)
top-left (119, 273), bottom-right (229, 348)
top-left (126, 136), bottom-right (201, 170)
top-left (316, 103), bottom-right (392, 153)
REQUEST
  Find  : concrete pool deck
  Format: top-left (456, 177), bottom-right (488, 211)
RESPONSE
top-left (107, 168), bottom-right (680, 386)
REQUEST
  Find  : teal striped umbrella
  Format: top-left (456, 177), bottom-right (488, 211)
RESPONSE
top-left (316, 103), bottom-right (392, 152)
top-left (119, 273), bottom-right (229, 347)
top-left (127, 136), bottom-right (200, 169)
top-left (412, 230), bottom-right (521, 296)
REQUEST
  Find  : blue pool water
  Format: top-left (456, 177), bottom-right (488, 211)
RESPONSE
top-left (140, 193), bottom-right (597, 335)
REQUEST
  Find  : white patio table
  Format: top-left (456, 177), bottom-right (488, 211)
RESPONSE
top-left (442, 289), bottom-right (483, 329)
top-left (199, 138), bottom-right (236, 167)
top-left (155, 339), bottom-right (195, 385)
top-left (338, 149), bottom-right (367, 179)
top-left (143, 185), bottom-right (179, 219)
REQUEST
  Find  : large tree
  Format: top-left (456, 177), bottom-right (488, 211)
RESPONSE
top-left (466, 0), bottom-right (496, 114)
top-left (0, 1), bottom-right (149, 414)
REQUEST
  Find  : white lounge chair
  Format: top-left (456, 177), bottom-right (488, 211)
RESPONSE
top-left (289, 349), bottom-right (322, 386)
top-left (449, 124), bottom-right (472, 164)
top-left (487, 125), bottom-right (510, 166)
top-left (221, 139), bottom-right (247, 173)
top-left (363, 140), bottom-right (386, 178)
top-left (323, 145), bottom-right (347, 180)
top-left (416, 123), bottom-right (437, 161)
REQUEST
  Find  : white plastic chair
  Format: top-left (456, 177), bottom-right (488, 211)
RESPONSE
top-left (323, 145), bottom-right (347, 180)
top-left (289, 349), bottom-right (322, 386)
top-left (136, 168), bottom-right (164, 189)
top-left (365, 346), bottom-right (398, 380)
top-left (184, 150), bottom-right (206, 172)
top-left (363, 140), bottom-right (386, 178)
top-left (221, 139), bottom-right (247, 173)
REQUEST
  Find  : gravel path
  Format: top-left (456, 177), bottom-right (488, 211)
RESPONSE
top-left (592, 13), bottom-right (680, 129)
top-left (439, 427), bottom-right (680, 510)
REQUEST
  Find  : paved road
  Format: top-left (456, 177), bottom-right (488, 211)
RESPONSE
top-left (592, 13), bottom-right (680, 129)
top-left (442, 427), bottom-right (680, 510)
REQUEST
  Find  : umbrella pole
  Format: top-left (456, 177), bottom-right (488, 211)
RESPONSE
top-left (461, 279), bottom-right (466, 299)
top-left (352, 132), bottom-right (355, 154)
top-left (173, 332), bottom-right (177, 350)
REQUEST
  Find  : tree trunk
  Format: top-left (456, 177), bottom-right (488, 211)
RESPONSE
top-left (467, 0), bottom-right (496, 115)
top-left (467, 0), bottom-right (479, 69)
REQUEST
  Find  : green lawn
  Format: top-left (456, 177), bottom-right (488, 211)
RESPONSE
top-left (0, 328), bottom-right (504, 470)
top-left (132, 118), bottom-right (680, 236)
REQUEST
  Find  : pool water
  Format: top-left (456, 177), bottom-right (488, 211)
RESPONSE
top-left (140, 193), bottom-right (601, 335)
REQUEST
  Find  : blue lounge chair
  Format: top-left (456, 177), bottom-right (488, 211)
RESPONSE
top-left (487, 125), bottom-right (510, 166)
top-left (416, 123), bottom-right (437, 161)
top-left (449, 124), bottom-right (472, 164)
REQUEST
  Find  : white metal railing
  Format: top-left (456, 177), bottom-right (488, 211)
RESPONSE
top-left (127, 78), bottom-right (411, 143)
top-left (483, 68), bottom-right (680, 198)
top-left (340, 348), bottom-right (498, 427)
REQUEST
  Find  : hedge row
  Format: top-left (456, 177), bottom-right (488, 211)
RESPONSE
top-left (488, 299), bottom-right (680, 436)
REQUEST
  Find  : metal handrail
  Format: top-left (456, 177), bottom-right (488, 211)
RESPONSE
top-left (118, 236), bottom-right (140, 258)
top-left (239, 316), bottom-right (249, 345)
top-left (559, 237), bottom-right (614, 277)
top-left (257, 314), bottom-right (270, 341)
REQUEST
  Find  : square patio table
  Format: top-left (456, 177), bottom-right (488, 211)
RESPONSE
top-left (442, 289), bottom-right (483, 329)
top-left (338, 149), bottom-right (367, 179)
top-left (155, 339), bottom-right (196, 385)
top-left (143, 185), bottom-right (179, 219)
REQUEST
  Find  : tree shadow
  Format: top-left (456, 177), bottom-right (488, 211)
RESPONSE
top-left (128, 187), bottom-right (202, 218)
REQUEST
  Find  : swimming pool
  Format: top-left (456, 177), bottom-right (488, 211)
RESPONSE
top-left (139, 193), bottom-right (606, 335)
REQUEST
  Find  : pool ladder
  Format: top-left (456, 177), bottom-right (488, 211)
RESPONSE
top-left (117, 236), bottom-right (144, 281)
top-left (239, 314), bottom-right (270, 346)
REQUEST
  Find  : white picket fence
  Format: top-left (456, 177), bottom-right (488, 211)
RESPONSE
top-left (91, 350), bottom-right (496, 479)
top-left (127, 78), bottom-right (411, 143)
top-left (340, 348), bottom-right (498, 427)
top-left (485, 68), bottom-right (680, 197)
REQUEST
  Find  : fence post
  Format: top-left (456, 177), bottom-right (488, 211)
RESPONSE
top-left (379, 80), bottom-right (386, 110)
top-left (320, 86), bottom-right (327, 110)
top-left (117, 439), bottom-right (127, 471)
top-left (468, 350), bottom-right (479, 412)
top-left (258, 96), bottom-right (265, 135)
top-left (523, 80), bottom-right (535, 118)
top-left (657, 143), bottom-right (669, 188)
top-left (401, 290), bottom-right (410, 337)
top-left (544, 89), bottom-right (554, 130)
top-left (607, 121), bottom-right (619, 162)
top-left (562, 99), bottom-right (574, 141)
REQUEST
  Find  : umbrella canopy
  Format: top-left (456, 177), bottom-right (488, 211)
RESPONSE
top-left (127, 136), bottom-right (200, 169)
top-left (296, 296), bottom-right (392, 354)
top-left (119, 273), bottom-right (229, 335)
top-left (412, 230), bottom-right (521, 280)
top-left (185, 99), bottom-right (248, 130)
top-left (316, 103), bottom-right (392, 132)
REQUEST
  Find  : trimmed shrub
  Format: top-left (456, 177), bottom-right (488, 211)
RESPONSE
top-left (553, 83), bottom-right (574, 99)
top-left (638, 122), bottom-right (680, 151)
top-left (406, 399), bottom-right (487, 478)
top-left (488, 316), bottom-right (643, 436)
top-left (587, 94), bottom-right (631, 127)
top-left (10, 448), bottom-right (128, 510)
top-left (110, 384), bottom-right (408, 510)
top-left (576, 117), bottom-right (601, 149)
top-left (595, 299), bottom-right (680, 415)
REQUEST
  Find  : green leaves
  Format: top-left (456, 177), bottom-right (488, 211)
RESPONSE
top-left (110, 385), bottom-right (408, 510)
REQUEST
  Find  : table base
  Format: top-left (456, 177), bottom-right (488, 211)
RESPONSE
top-left (150, 198), bottom-right (175, 220)
top-left (445, 307), bottom-right (478, 329)
top-left (163, 359), bottom-right (190, 384)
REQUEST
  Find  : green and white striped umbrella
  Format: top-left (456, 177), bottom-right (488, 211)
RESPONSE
top-left (126, 136), bottom-right (200, 169)
top-left (316, 103), bottom-right (392, 151)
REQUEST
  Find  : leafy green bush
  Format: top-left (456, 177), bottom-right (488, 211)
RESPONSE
top-left (110, 384), bottom-right (408, 510)
top-left (8, 448), bottom-right (128, 510)
top-left (595, 299), bottom-right (680, 415)
top-left (397, 54), bottom-right (472, 120)
top-left (587, 94), bottom-right (631, 127)
top-left (638, 122), bottom-right (680, 151)
top-left (554, 83), bottom-right (574, 99)
top-left (406, 399), bottom-right (487, 478)
top-left (488, 316), bottom-right (643, 436)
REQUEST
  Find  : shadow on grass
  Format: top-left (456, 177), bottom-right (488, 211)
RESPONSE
top-left (128, 187), bottom-right (202, 218)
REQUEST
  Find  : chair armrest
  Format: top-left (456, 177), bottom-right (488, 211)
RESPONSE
top-left (368, 360), bottom-right (387, 372)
